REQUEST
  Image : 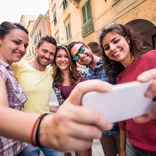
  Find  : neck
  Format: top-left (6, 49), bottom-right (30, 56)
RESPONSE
top-left (122, 55), bottom-right (134, 68)
top-left (89, 55), bottom-right (100, 70)
top-left (0, 53), bottom-right (12, 65)
top-left (62, 70), bottom-right (70, 78)
top-left (30, 59), bottom-right (46, 71)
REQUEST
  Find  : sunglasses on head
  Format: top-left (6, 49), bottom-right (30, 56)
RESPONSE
top-left (72, 45), bottom-right (85, 61)
top-left (104, 22), bottom-right (116, 29)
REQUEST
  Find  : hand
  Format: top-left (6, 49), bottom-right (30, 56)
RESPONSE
top-left (134, 69), bottom-right (156, 123)
top-left (40, 80), bottom-right (113, 151)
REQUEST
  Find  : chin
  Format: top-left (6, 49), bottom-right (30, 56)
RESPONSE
top-left (13, 58), bottom-right (22, 63)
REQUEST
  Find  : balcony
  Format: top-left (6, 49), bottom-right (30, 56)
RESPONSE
top-left (82, 19), bottom-right (94, 38)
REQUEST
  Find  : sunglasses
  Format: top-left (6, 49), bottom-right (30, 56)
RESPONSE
top-left (72, 46), bottom-right (85, 61)
top-left (104, 22), bottom-right (116, 29)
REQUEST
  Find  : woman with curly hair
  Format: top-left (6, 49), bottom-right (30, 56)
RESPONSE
top-left (52, 44), bottom-right (85, 105)
top-left (52, 44), bottom-right (90, 156)
top-left (98, 23), bottom-right (156, 156)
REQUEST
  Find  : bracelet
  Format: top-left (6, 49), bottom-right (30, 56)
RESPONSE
top-left (35, 113), bottom-right (48, 147)
top-left (30, 114), bottom-right (43, 146)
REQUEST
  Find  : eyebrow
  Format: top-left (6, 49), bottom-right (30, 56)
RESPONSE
top-left (103, 37), bottom-right (117, 48)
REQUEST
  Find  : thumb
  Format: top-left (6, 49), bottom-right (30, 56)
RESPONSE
top-left (66, 80), bottom-right (112, 106)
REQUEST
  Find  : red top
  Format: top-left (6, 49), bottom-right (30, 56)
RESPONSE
top-left (117, 50), bottom-right (156, 153)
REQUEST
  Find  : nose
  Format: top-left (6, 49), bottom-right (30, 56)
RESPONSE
top-left (110, 43), bottom-right (116, 51)
top-left (19, 44), bottom-right (26, 53)
top-left (45, 53), bottom-right (50, 59)
top-left (78, 53), bottom-right (84, 59)
top-left (60, 56), bottom-right (65, 61)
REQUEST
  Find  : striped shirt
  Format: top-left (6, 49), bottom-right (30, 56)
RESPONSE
top-left (0, 60), bottom-right (27, 156)
top-left (86, 57), bottom-right (119, 136)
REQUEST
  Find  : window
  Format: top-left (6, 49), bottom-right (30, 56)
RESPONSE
top-left (55, 31), bottom-right (60, 44)
top-left (82, 0), bottom-right (94, 37)
top-left (34, 35), bottom-right (37, 44)
top-left (82, 0), bottom-right (92, 24)
top-left (66, 23), bottom-right (71, 40)
top-left (63, 0), bottom-right (68, 10)
top-left (53, 11), bottom-right (57, 25)
top-left (39, 30), bottom-right (42, 38)
top-left (65, 18), bottom-right (72, 41)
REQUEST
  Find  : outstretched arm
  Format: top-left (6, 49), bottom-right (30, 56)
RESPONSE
top-left (0, 77), bottom-right (113, 151)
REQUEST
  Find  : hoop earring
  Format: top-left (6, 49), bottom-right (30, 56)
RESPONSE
top-left (69, 65), bottom-right (72, 71)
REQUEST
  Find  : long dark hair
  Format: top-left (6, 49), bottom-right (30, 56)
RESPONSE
top-left (0, 21), bottom-right (28, 39)
top-left (52, 44), bottom-right (81, 88)
top-left (98, 23), bottom-right (152, 77)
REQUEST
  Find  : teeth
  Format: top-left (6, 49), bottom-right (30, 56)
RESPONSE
top-left (15, 52), bottom-right (22, 56)
top-left (112, 51), bottom-right (120, 57)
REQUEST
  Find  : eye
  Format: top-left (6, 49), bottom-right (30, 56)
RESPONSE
top-left (56, 55), bottom-right (61, 58)
top-left (13, 40), bottom-right (20, 45)
top-left (113, 39), bottom-right (119, 44)
top-left (41, 49), bottom-right (46, 53)
top-left (24, 44), bottom-right (28, 49)
top-left (104, 45), bottom-right (110, 51)
top-left (49, 52), bottom-right (55, 56)
top-left (64, 54), bottom-right (68, 58)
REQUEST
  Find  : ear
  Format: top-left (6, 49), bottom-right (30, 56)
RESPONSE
top-left (125, 36), bottom-right (130, 44)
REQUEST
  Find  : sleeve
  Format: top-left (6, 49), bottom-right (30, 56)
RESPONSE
top-left (142, 50), bottom-right (156, 70)
top-left (119, 121), bottom-right (126, 131)
top-left (0, 66), bottom-right (7, 82)
top-left (53, 87), bottom-right (64, 105)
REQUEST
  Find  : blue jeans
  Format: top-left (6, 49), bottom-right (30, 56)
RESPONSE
top-left (17, 144), bottom-right (40, 156)
top-left (41, 147), bottom-right (64, 156)
top-left (126, 139), bottom-right (156, 156)
top-left (18, 144), bottom-right (64, 156)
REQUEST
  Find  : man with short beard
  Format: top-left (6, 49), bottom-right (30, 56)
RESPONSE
top-left (12, 35), bottom-right (63, 156)
top-left (68, 41), bottom-right (120, 156)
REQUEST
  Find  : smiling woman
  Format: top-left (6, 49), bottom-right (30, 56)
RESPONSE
top-left (98, 23), bottom-right (156, 156)
top-left (0, 21), bottom-right (33, 156)
top-left (0, 21), bottom-right (29, 65)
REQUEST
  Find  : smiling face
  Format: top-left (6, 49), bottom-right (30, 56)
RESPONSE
top-left (55, 48), bottom-right (70, 72)
top-left (0, 29), bottom-right (28, 65)
top-left (35, 41), bottom-right (56, 67)
top-left (102, 32), bottom-right (133, 67)
top-left (70, 43), bottom-right (93, 66)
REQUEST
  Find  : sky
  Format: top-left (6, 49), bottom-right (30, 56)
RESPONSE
top-left (0, 0), bottom-right (49, 23)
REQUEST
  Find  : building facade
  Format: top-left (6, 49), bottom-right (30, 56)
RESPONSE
top-left (20, 11), bottom-right (51, 60)
top-left (49, 0), bottom-right (156, 48)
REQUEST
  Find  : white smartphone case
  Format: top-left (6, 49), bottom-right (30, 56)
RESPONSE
top-left (82, 81), bottom-right (154, 123)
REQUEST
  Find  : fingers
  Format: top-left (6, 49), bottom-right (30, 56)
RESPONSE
top-left (67, 80), bottom-right (112, 106)
top-left (133, 114), bottom-right (152, 123)
top-left (55, 136), bottom-right (93, 151)
top-left (137, 68), bottom-right (156, 98)
top-left (137, 68), bottom-right (156, 82)
top-left (63, 119), bottom-right (102, 140)
top-left (56, 103), bottom-right (113, 131)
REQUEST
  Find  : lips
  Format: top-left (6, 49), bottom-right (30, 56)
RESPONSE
top-left (112, 50), bottom-right (121, 57)
top-left (13, 51), bottom-right (24, 57)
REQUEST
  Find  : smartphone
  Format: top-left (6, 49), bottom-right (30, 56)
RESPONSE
top-left (82, 81), bottom-right (154, 123)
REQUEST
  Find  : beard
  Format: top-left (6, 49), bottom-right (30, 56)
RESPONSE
top-left (36, 56), bottom-right (51, 67)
